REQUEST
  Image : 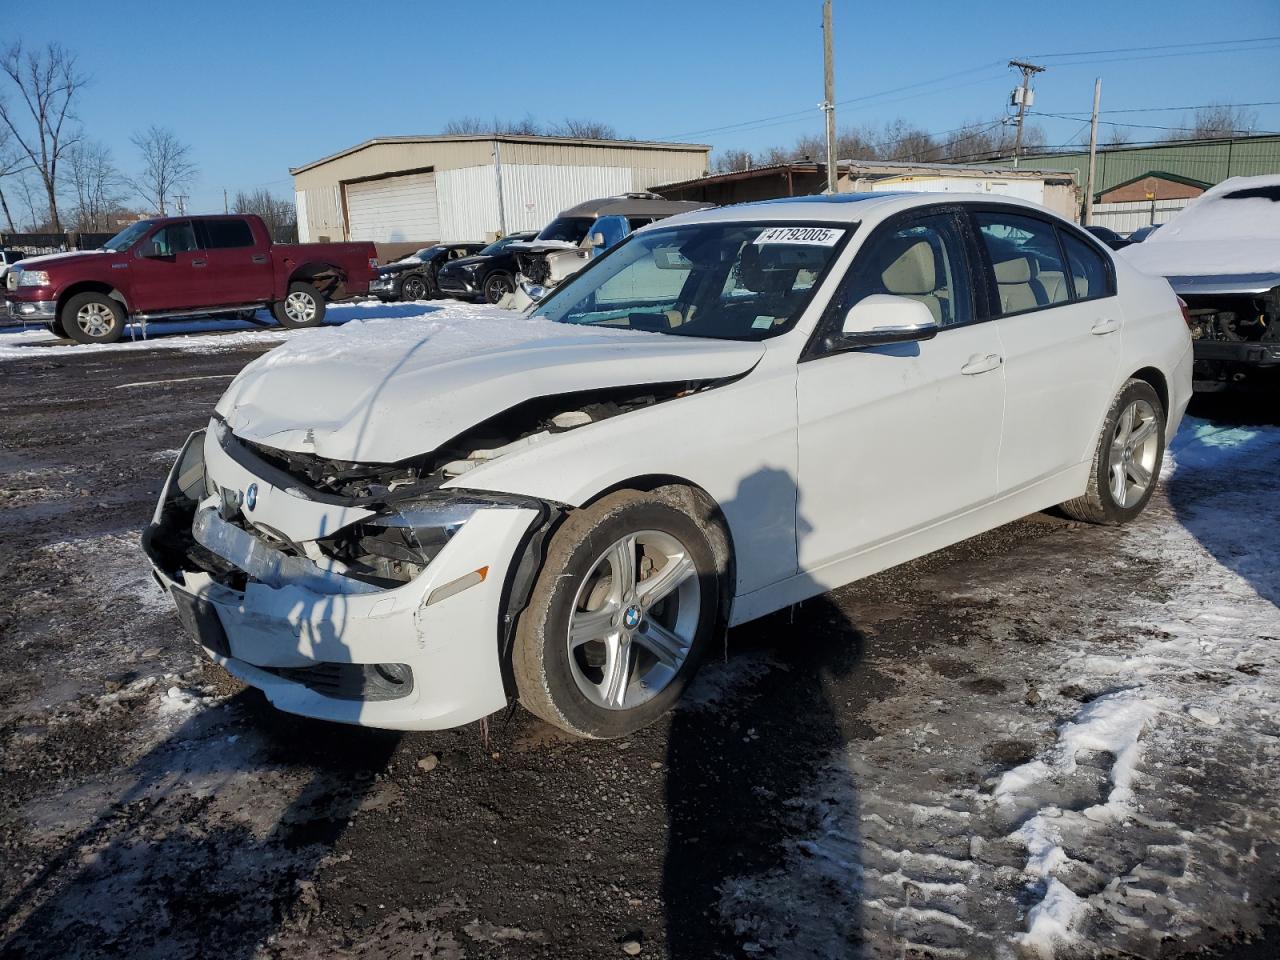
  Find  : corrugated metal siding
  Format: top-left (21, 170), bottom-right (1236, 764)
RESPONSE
top-left (295, 191), bottom-right (310, 242)
top-left (436, 166), bottom-right (501, 241)
top-left (1018, 135), bottom-right (1280, 196)
top-left (345, 172), bottom-right (440, 243)
top-left (499, 164), bottom-right (635, 233)
top-left (299, 185), bottom-right (344, 242)
top-left (1091, 199), bottom-right (1190, 233)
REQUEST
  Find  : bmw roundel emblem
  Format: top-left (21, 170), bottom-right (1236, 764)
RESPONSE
top-left (245, 483), bottom-right (258, 511)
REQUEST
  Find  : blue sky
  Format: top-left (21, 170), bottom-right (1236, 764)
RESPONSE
top-left (16, 0), bottom-right (1280, 215)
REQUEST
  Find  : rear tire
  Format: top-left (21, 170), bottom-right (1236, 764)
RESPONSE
top-left (513, 488), bottom-right (725, 739)
top-left (483, 272), bottom-right (515, 304)
top-left (61, 292), bottom-right (126, 345)
top-left (1061, 378), bottom-right (1165, 525)
top-left (271, 282), bottom-right (326, 328)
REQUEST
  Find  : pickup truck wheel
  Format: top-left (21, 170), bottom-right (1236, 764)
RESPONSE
top-left (1061, 378), bottom-right (1165, 525)
top-left (483, 272), bottom-right (515, 304)
top-left (513, 489), bottom-right (724, 739)
top-left (401, 276), bottom-right (428, 301)
top-left (61, 293), bottom-right (126, 345)
top-left (272, 282), bottom-right (326, 328)
top-left (44, 322), bottom-right (72, 339)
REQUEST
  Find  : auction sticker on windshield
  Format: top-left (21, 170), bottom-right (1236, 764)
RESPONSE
top-left (755, 226), bottom-right (844, 246)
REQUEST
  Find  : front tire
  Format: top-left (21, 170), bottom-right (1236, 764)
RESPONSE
top-left (271, 282), bottom-right (326, 328)
top-left (61, 292), bottom-right (126, 345)
top-left (514, 489), bottom-right (725, 739)
top-left (1061, 378), bottom-right (1165, 525)
top-left (44, 321), bottom-right (72, 339)
top-left (401, 275), bottom-right (428, 301)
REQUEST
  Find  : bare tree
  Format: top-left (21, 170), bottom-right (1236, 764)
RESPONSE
top-left (1103, 126), bottom-right (1133, 147)
top-left (0, 41), bottom-right (85, 233)
top-left (233, 188), bottom-right (297, 242)
top-left (129, 125), bottom-right (196, 215)
top-left (711, 148), bottom-right (755, 173)
top-left (0, 125), bottom-right (26, 233)
top-left (1173, 104), bottom-right (1257, 140)
top-left (548, 118), bottom-right (618, 139)
top-left (66, 139), bottom-right (126, 231)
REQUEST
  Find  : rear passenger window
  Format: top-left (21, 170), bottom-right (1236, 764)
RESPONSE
top-left (203, 219), bottom-right (254, 249)
top-left (1059, 230), bottom-right (1112, 300)
top-left (974, 212), bottom-right (1072, 314)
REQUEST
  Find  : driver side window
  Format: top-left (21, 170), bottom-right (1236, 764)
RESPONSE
top-left (829, 213), bottom-right (972, 330)
top-left (150, 221), bottom-right (197, 256)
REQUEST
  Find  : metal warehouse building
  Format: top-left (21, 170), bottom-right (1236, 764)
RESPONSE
top-left (290, 135), bottom-right (711, 246)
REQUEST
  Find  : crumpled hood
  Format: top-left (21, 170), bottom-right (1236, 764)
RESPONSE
top-left (216, 308), bottom-right (764, 463)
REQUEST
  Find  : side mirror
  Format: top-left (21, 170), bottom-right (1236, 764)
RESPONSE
top-left (591, 232), bottom-right (607, 248)
top-left (835, 294), bottom-right (939, 349)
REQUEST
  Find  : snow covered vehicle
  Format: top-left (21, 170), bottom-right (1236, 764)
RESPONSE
top-left (144, 193), bottom-right (1190, 738)
top-left (1121, 175), bottom-right (1280, 391)
top-left (507, 194), bottom-right (710, 309)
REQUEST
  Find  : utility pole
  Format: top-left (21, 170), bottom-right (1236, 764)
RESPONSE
top-left (1008, 59), bottom-right (1045, 166)
top-left (223, 188), bottom-right (229, 214)
top-left (821, 0), bottom-right (838, 194)
top-left (1083, 78), bottom-right (1102, 225)
top-left (175, 194), bottom-right (188, 216)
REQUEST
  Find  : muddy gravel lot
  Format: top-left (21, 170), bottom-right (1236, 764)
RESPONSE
top-left (1, 309), bottom-right (1278, 959)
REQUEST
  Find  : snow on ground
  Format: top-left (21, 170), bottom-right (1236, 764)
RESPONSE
top-left (0, 300), bottom-right (506, 360)
top-left (716, 416), bottom-right (1280, 958)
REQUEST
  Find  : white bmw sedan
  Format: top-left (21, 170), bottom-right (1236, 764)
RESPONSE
top-left (144, 193), bottom-right (1192, 738)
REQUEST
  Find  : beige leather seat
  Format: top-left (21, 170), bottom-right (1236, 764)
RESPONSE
top-left (993, 256), bottom-right (1048, 313)
top-left (881, 240), bottom-right (944, 325)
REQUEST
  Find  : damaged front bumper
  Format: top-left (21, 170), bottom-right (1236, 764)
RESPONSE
top-left (142, 426), bottom-right (542, 730)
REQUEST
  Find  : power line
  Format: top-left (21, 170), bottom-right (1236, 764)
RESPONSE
top-left (1027, 35), bottom-right (1280, 59)
top-left (1033, 110), bottom-right (1279, 137)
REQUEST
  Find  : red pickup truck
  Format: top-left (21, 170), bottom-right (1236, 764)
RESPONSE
top-left (4, 214), bottom-right (378, 344)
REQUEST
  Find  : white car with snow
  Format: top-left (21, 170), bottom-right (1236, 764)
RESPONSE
top-left (1121, 175), bottom-right (1280, 391)
top-left (144, 193), bottom-right (1192, 738)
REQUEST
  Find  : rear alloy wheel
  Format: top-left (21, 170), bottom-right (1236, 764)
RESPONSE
top-left (514, 489), bottom-right (725, 738)
top-left (61, 292), bottom-right (126, 344)
top-left (272, 282), bottom-right (326, 328)
top-left (483, 272), bottom-right (514, 304)
top-left (401, 275), bottom-right (428, 301)
top-left (1061, 378), bottom-right (1165, 524)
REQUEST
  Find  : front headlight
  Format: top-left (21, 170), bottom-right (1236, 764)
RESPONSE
top-left (461, 262), bottom-right (483, 273)
top-left (17, 269), bottom-right (51, 287)
top-left (323, 494), bottom-right (512, 585)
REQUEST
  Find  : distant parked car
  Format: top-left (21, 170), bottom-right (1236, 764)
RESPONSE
top-left (0, 249), bottom-right (24, 280)
top-left (508, 194), bottom-right (712, 309)
top-left (3, 215), bottom-right (378, 344)
top-left (1085, 225), bottom-right (1132, 251)
top-left (437, 231), bottom-right (538, 304)
top-left (1121, 175), bottom-right (1280, 391)
top-left (1127, 224), bottom-right (1161, 243)
top-left (369, 242), bottom-right (486, 301)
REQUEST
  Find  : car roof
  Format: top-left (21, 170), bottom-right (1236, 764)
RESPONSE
top-left (648, 191), bottom-right (1060, 231)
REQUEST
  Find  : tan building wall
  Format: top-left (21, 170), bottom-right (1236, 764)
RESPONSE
top-left (291, 136), bottom-right (710, 243)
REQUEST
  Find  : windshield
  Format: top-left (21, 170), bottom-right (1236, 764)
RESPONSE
top-left (478, 235), bottom-right (521, 256)
top-left (533, 221), bottom-right (852, 341)
top-left (102, 220), bottom-right (156, 252)
top-left (537, 216), bottom-right (595, 244)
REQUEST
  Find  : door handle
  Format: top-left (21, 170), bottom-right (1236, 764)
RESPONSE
top-left (961, 353), bottom-right (1003, 375)
top-left (192, 259), bottom-right (207, 268)
top-left (1091, 317), bottom-right (1120, 335)
top-left (251, 254), bottom-right (268, 264)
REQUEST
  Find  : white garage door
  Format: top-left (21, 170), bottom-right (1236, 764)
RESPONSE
top-left (345, 171), bottom-right (440, 243)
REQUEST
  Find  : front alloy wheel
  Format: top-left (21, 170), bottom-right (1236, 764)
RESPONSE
top-left (402, 276), bottom-right (428, 301)
top-left (514, 488), bottom-right (725, 738)
top-left (483, 272), bottom-right (514, 304)
top-left (60, 292), bottom-right (126, 344)
top-left (567, 530), bottom-right (700, 711)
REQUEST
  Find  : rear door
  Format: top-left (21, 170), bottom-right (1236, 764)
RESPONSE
top-left (966, 207), bottom-right (1122, 494)
top-left (196, 218), bottom-right (273, 305)
top-left (130, 220), bottom-right (206, 312)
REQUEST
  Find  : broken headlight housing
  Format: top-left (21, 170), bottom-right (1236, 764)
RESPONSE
top-left (326, 494), bottom-right (500, 586)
